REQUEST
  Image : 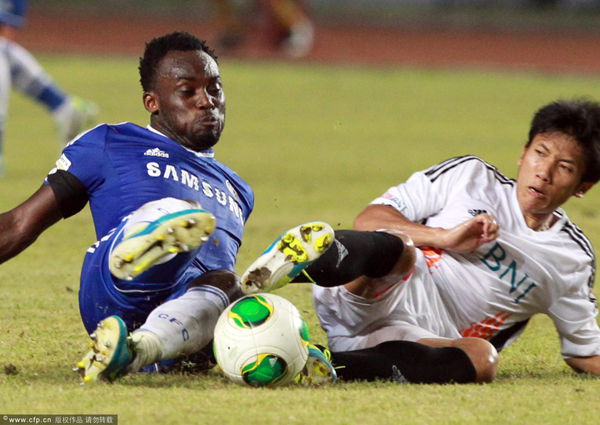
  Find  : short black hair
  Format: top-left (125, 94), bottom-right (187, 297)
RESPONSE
top-left (528, 99), bottom-right (600, 183)
top-left (138, 31), bottom-right (218, 92)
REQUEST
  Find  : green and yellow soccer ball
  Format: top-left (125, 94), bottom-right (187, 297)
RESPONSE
top-left (213, 293), bottom-right (310, 387)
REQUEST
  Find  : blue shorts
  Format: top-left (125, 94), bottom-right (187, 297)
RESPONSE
top-left (78, 221), bottom-right (201, 334)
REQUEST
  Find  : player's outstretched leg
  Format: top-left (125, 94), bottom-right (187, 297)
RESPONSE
top-left (74, 315), bottom-right (133, 384)
top-left (295, 343), bottom-right (337, 385)
top-left (54, 96), bottom-right (99, 143)
top-left (75, 270), bottom-right (238, 383)
top-left (241, 221), bottom-right (334, 294)
top-left (109, 200), bottom-right (216, 281)
top-left (2, 38), bottom-right (98, 144)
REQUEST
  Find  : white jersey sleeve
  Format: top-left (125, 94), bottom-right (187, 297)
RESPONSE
top-left (371, 156), bottom-right (505, 224)
top-left (548, 279), bottom-right (600, 358)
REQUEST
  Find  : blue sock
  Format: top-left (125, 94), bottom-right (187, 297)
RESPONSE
top-left (36, 85), bottom-right (67, 111)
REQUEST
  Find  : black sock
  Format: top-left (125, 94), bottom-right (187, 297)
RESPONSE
top-left (331, 341), bottom-right (477, 384)
top-left (299, 230), bottom-right (404, 287)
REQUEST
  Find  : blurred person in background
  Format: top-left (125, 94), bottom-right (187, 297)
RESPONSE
top-left (0, 0), bottom-right (97, 176)
top-left (212, 0), bottom-right (314, 57)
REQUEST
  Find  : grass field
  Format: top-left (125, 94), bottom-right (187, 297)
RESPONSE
top-left (1, 55), bottom-right (600, 424)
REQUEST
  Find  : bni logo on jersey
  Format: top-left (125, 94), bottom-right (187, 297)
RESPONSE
top-left (144, 147), bottom-right (170, 158)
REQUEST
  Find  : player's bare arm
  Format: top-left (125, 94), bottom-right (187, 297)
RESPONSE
top-left (354, 204), bottom-right (499, 253)
top-left (0, 184), bottom-right (62, 263)
top-left (565, 355), bottom-right (600, 375)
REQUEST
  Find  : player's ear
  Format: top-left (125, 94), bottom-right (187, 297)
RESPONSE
top-left (574, 182), bottom-right (594, 198)
top-left (143, 92), bottom-right (159, 114)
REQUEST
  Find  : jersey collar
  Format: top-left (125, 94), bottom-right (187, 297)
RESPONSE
top-left (146, 125), bottom-right (215, 158)
top-left (510, 185), bottom-right (567, 236)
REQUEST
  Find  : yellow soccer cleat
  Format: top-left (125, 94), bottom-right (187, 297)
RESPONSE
top-left (294, 344), bottom-right (338, 385)
top-left (109, 208), bottom-right (216, 281)
top-left (241, 221), bottom-right (334, 294)
top-left (73, 316), bottom-right (132, 384)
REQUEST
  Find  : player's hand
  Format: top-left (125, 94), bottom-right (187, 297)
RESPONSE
top-left (439, 213), bottom-right (499, 253)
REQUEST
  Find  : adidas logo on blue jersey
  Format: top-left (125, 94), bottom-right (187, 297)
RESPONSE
top-left (144, 148), bottom-right (170, 158)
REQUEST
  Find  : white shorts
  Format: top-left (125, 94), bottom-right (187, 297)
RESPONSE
top-left (312, 250), bottom-right (462, 352)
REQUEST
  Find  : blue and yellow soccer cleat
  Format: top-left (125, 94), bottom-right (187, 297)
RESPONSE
top-left (295, 344), bottom-right (338, 385)
top-left (240, 221), bottom-right (334, 294)
top-left (73, 316), bottom-right (133, 384)
top-left (109, 208), bottom-right (216, 281)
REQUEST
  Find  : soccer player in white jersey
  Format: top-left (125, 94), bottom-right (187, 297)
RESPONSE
top-left (242, 99), bottom-right (600, 383)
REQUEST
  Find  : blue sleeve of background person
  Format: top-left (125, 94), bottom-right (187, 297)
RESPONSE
top-left (0, 0), bottom-right (28, 28)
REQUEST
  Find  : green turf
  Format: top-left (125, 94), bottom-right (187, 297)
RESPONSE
top-left (1, 55), bottom-right (600, 424)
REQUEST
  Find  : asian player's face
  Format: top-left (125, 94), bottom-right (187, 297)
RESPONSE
top-left (516, 132), bottom-right (593, 227)
top-left (144, 49), bottom-right (226, 151)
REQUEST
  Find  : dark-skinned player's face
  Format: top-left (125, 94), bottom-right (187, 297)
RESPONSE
top-left (144, 50), bottom-right (225, 151)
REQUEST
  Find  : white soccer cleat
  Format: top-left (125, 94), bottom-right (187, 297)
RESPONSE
top-left (241, 221), bottom-right (334, 294)
top-left (56, 96), bottom-right (99, 143)
top-left (109, 207), bottom-right (216, 281)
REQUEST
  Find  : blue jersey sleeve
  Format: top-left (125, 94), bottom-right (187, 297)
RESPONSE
top-left (55, 125), bottom-right (109, 194)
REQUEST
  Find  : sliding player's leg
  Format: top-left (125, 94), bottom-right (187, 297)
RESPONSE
top-left (241, 224), bottom-right (414, 294)
top-left (124, 269), bottom-right (241, 375)
top-left (330, 337), bottom-right (497, 384)
top-left (74, 197), bottom-right (223, 383)
top-left (313, 250), bottom-right (498, 384)
top-left (241, 221), bottom-right (335, 293)
top-left (108, 197), bottom-right (216, 282)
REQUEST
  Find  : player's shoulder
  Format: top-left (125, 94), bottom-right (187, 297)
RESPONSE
top-left (423, 155), bottom-right (514, 186)
top-left (558, 214), bottom-right (596, 260)
top-left (66, 122), bottom-right (139, 143)
top-left (556, 213), bottom-right (596, 288)
top-left (104, 122), bottom-right (149, 136)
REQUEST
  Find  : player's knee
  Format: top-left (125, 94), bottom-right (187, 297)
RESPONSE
top-left (189, 269), bottom-right (243, 302)
top-left (391, 232), bottom-right (416, 276)
top-left (456, 337), bottom-right (499, 383)
top-left (372, 230), bottom-right (415, 282)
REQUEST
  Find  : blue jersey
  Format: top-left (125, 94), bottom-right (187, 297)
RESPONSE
top-left (54, 122), bottom-right (253, 275)
top-left (49, 122), bottom-right (254, 332)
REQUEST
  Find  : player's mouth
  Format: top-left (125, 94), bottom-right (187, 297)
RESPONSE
top-left (198, 115), bottom-right (221, 128)
top-left (528, 186), bottom-right (546, 198)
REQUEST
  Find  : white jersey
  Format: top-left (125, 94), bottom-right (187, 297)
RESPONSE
top-left (371, 155), bottom-right (598, 357)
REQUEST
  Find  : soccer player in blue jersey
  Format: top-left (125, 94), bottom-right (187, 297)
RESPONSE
top-left (0, 31), bottom-right (261, 383)
top-left (0, 0), bottom-right (97, 175)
